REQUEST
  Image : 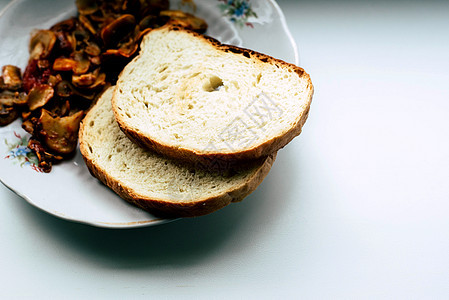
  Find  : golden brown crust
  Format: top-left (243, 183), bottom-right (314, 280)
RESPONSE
top-left (112, 24), bottom-right (313, 165)
top-left (79, 130), bottom-right (276, 217)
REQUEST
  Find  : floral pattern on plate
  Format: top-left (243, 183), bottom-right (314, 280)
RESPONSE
top-left (4, 131), bottom-right (42, 172)
top-left (218, 0), bottom-right (258, 28)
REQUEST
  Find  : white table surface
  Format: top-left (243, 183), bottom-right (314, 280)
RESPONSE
top-left (1, 0), bottom-right (448, 298)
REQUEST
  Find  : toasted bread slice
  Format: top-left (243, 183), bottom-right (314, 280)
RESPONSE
top-left (112, 25), bottom-right (313, 164)
top-left (79, 87), bottom-right (275, 217)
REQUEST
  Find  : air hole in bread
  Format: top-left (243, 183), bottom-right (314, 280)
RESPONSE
top-left (160, 74), bottom-right (168, 81)
top-left (189, 72), bottom-right (201, 79)
top-left (256, 73), bottom-right (262, 84)
top-left (89, 120), bottom-right (94, 127)
top-left (159, 65), bottom-right (168, 73)
top-left (203, 75), bottom-right (223, 92)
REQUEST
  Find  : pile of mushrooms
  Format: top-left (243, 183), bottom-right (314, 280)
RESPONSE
top-left (0, 0), bottom-right (207, 172)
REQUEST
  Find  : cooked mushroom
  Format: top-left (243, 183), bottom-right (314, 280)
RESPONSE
top-left (47, 74), bottom-right (63, 87)
top-left (79, 15), bottom-right (97, 35)
top-left (53, 30), bottom-right (76, 55)
top-left (100, 14), bottom-right (136, 48)
top-left (72, 73), bottom-right (96, 87)
top-left (22, 118), bottom-right (35, 134)
top-left (0, 90), bottom-right (16, 106)
top-left (29, 30), bottom-right (57, 60)
top-left (73, 51), bottom-right (91, 74)
top-left (1, 65), bottom-right (22, 90)
top-left (139, 15), bottom-right (170, 30)
top-left (53, 58), bottom-right (77, 72)
top-left (0, 104), bottom-right (18, 126)
top-left (72, 68), bottom-right (106, 89)
top-left (13, 92), bottom-right (28, 106)
top-left (55, 80), bottom-right (73, 98)
top-left (0, 90), bottom-right (27, 107)
top-left (27, 84), bottom-right (54, 111)
top-left (52, 52), bottom-right (90, 75)
top-left (104, 40), bottom-right (138, 58)
top-left (38, 109), bottom-right (84, 155)
top-left (28, 138), bottom-right (63, 173)
top-left (84, 41), bottom-right (101, 56)
top-left (76, 0), bottom-right (99, 16)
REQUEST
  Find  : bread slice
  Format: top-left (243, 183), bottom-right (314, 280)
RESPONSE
top-left (79, 87), bottom-right (275, 217)
top-left (112, 25), bottom-right (313, 164)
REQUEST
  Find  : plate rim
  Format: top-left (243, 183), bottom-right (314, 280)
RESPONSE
top-left (0, 0), bottom-right (299, 229)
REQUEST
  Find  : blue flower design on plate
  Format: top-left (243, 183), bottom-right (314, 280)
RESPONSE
top-left (218, 0), bottom-right (258, 28)
top-left (4, 132), bottom-right (42, 172)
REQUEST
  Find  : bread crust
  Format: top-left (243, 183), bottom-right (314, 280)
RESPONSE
top-left (112, 25), bottom-right (313, 164)
top-left (80, 133), bottom-right (276, 217)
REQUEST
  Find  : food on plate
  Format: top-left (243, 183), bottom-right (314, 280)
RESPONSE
top-left (0, 66), bottom-right (27, 126)
top-left (0, 0), bottom-right (208, 172)
top-left (79, 87), bottom-right (275, 217)
top-left (112, 25), bottom-right (313, 164)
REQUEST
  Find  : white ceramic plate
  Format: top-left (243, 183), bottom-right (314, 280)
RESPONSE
top-left (0, 0), bottom-right (298, 228)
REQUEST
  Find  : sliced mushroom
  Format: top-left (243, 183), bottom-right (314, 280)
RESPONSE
top-left (28, 138), bottom-right (63, 173)
top-left (53, 58), bottom-right (77, 72)
top-left (79, 15), bottom-right (97, 35)
top-left (76, 0), bottom-right (99, 15)
top-left (22, 118), bottom-right (36, 134)
top-left (55, 80), bottom-right (74, 97)
top-left (47, 74), bottom-right (63, 87)
top-left (0, 104), bottom-right (18, 126)
top-left (0, 90), bottom-right (28, 107)
top-left (72, 51), bottom-right (91, 74)
top-left (101, 14), bottom-right (136, 48)
top-left (84, 42), bottom-right (101, 56)
top-left (14, 92), bottom-right (28, 106)
top-left (104, 38), bottom-right (139, 58)
top-left (52, 52), bottom-right (90, 75)
top-left (0, 90), bottom-right (16, 106)
top-left (91, 71), bottom-right (106, 88)
top-left (38, 109), bottom-right (84, 155)
top-left (53, 30), bottom-right (75, 54)
top-left (29, 30), bottom-right (57, 60)
top-left (1, 65), bottom-right (22, 90)
top-left (28, 84), bottom-right (54, 111)
top-left (72, 73), bottom-right (96, 87)
top-left (139, 15), bottom-right (170, 30)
